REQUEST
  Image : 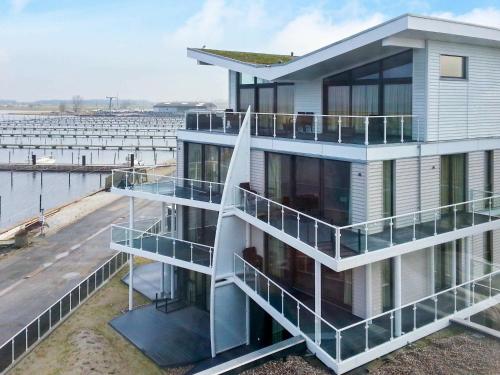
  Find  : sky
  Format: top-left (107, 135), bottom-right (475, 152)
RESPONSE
top-left (1, 0), bottom-right (500, 103)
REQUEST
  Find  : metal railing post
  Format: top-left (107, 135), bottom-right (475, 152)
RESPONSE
top-left (383, 117), bottom-right (387, 144)
top-left (400, 116), bottom-right (404, 143)
top-left (364, 117), bottom-right (369, 145)
top-left (335, 227), bottom-right (341, 261)
top-left (273, 114), bottom-right (276, 138)
top-left (293, 115), bottom-right (296, 139)
top-left (223, 112), bottom-right (226, 133)
top-left (338, 116), bottom-right (342, 143)
top-left (314, 115), bottom-right (318, 141)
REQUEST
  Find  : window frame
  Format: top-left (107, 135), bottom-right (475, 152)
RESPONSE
top-left (236, 73), bottom-right (294, 113)
top-left (439, 54), bottom-right (467, 80)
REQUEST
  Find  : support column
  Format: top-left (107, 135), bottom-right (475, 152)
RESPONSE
top-left (315, 261), bottom-right (321, 344)
top-left (170, 265), bottom-right (175, 299)
top-left (429, 246), bottom-right (435, 294)
top-left (394, 255), bottom-right (402, 336)
top-left (365, 264), bottom-right (372, 318)
top-left (161, 202), bottom-right (166, 233)
top-left (245, 295), bottom-right (250, 345)
top-left (465, 237), bottom-right (472, 306)
top-left (171, 204), bottom-right (176, 236)
top-left (128, 196), bottom-right (135, 311)
top-left (451, 240), bottom-right (457, 287)
top-left (161, 263), bottom-right (166, 297)
top-left (245, 223), bottom-right (251, 248)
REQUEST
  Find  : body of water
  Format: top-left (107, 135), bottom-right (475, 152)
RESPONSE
top-left (0, 113), bottom-right (179, 231)
top-left (0, 170), bottom-right (105, 230)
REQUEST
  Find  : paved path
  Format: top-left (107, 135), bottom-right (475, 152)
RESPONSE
top-left (0, 194), bottom-right (159, 343)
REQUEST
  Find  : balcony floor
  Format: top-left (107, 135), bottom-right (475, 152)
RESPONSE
top-left (245, 203), bottom-right (496, 259)
top-left (109, 304), bottom-right (211, 367)
top-left (117, 236), bottom-right (212, 267)
top-left (120, 181), bottom-right (223, 204)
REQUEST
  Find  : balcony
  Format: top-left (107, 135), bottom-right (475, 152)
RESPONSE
top-left (233, 254), bottom-right (500, 373)
top-left (110, 225), bottom-right (213, 274)
top-left (232, 187), bottom-right (500, 270)
top-left (111, 169), bottom-right (224, 209)
top-left (185, 111), bottom-right (418, 145)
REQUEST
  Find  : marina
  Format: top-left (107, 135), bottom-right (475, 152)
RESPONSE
top-left (0, 113), bottom-right (180, 232)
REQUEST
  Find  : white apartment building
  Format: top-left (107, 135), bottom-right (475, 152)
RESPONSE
top-left (110, 14), bottom-right (500, 374)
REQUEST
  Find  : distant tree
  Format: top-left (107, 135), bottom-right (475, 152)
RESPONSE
top-left (58, 102), bottom-right (66, 113)
top-left (72, 95), bottom-right (83, 113)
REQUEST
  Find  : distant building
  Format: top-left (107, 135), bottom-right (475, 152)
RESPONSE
top-left (153, 101), bottom-right (216, 113)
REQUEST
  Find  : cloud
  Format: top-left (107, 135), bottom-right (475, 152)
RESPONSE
top-left (431, 7), bottom-right (500, 29)
top-left (267, 9), bottom-right (385, 55)
top-left (10, 0), bottom-right (31, 13)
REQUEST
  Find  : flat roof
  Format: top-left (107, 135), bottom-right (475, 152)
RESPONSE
top-left (187, 13), bottom-right (500, 81)
top-left (190, 49), bottom-right (297, 66)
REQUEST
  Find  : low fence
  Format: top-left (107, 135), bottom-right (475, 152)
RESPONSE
top-left (0, 251), bottom-right (129, 374)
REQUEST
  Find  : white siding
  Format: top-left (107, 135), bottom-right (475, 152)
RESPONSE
top-left (250, 150), bottom-right (265, 195)
top-left (351, 163), bottom-right (367, 224)
top-left (176, 140), bottom-right (184, 179)
top-left (468, 151), bottom-right (485, 206)
top-left (228, 70), bottom-right (237, 110)
top-left (395, 158), bottom-right (419, 227)
top-left (370, 261), bottom-right (384, 315)
top-left (426, 40), bottom-right (500, 141)
top-left (493, 229), bottom-right (500, 264)
top-left (471, 233), bottom-right (485, 278)
top-left (413, 48), bottom-right (427, 141)
top-left (352, 266), bottom-right (366, 318)
top-left (402, 250), bottom-right (431, 304)
top-left (294, 79), bottom-right (322, 114)
top-left (250, 226), bottom-right (265, 257)
top-left (494, 149), bottom-right (500, 193)
top-left (367, 161), bottom-right (384, 221)
top-left (420, 156), bottom-right (440, 220)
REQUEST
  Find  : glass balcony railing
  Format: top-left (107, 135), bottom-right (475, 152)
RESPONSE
top-left (185, 110), bottom-right (419, 145)
top-left (234, 253), bottom-right (500, 366)
top-left (233, 187), bottom-right (500, 262)
top-left (234, 254), bottom-right (338, 360)
top-left (233, 186), bottom-right (339, 259)
top-left (111, 225), bottom-right (213, 268)
top-left (111, 169), bottom-right (224, 204)
top-left (338, 194), bottom-right (500, 258)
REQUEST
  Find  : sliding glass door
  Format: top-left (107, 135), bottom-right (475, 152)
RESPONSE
top-left (441, 154), bottom-right (466, 206)
top-left (323, 50), bottom-right (413, 143)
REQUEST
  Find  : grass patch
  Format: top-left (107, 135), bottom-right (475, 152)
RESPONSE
top-left (10, 258), bottom-right (173, 375)
top-left (195, 49), bottom-right (295, 65)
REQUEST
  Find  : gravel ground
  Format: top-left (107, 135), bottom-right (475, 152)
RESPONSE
top-left (241, 355), bottom-right (332, 375)
top-left (367, 329), bottom-right (500, 375)
top-left (242, 326), bottom-right (499, 375)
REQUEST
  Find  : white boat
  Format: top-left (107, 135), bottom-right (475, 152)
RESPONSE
top-left (37, 155), bottom-right (56, 164)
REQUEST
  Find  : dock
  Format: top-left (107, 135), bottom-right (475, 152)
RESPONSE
top-left (0, 163), bottom-right (118, 172)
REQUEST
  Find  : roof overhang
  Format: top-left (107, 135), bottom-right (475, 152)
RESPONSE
top-left (187, 14), bottom-right (500, 81)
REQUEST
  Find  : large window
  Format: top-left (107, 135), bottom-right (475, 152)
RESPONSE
top-left (383, 160), bottom-right (394, 218)
top-left (237, 74), bottom-right (294, 113)
top-left (485, 150), bottom-right (494, 194)
top-left (184, 207), bottom-right (218, 246)
top-left (266, 152), bottom-right (351, 226)
top-left (441, 154), bottom-right (466, 206)
top-left (323, 50), bottom-right (413, 142)
top-left (265, 236), bottom-right (352, 315)
top-left (440, 55), bottom-right (467, 79)
top-left (185, 142), bottom-right (233, 185)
